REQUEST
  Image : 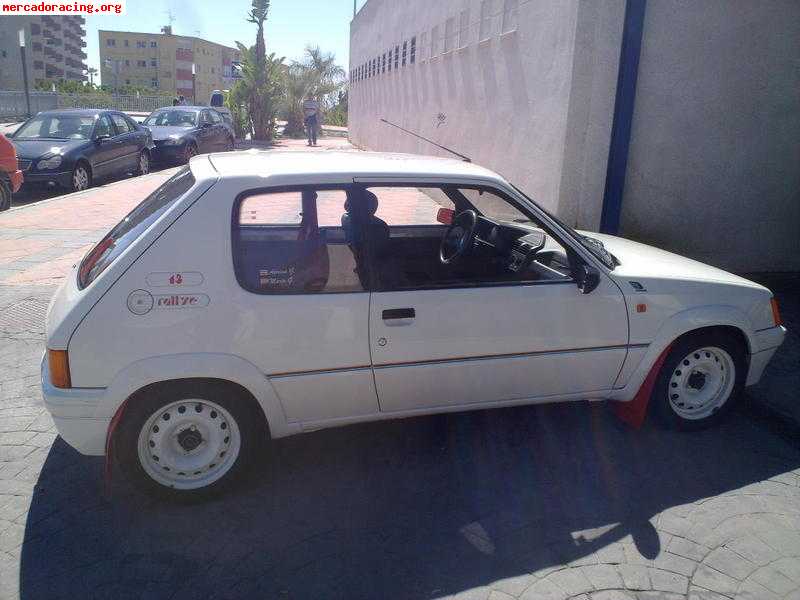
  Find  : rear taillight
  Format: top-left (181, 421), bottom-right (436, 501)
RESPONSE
top-left (48, 349), bottom-right (71, 389)
top-left (771, 298), bottom-right (782, 327)
top-left (77, 236), bottom-right (114, 288)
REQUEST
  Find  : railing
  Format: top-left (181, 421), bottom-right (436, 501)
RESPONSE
top-left (0, 91), bottom-right (58, 120)
top-left (0, 91), bottom-right (176, 120)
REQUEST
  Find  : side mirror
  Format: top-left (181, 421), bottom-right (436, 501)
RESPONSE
top-left (94, 134), bottom-right (111, 144)
top-left (575, 264), bottom-right (600, 294)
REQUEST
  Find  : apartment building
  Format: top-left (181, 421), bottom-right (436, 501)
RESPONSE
top-left (98, 27), bottom-right (240, 101)
top-left (0, 15), bottom-right (87, 89)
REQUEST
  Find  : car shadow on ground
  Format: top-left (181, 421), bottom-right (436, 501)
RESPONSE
top-left (19, 400), bottom-right (800, 599)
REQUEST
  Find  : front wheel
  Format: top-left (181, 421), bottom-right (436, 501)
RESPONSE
top-left (183, 142), bottom-right (198, 164)
top-left (651, 331), bottom-right (746, 430)
top-left (70, 163), bottom-right (91, 192)
top-left (117, 381), bottom-right (262, 498)
top-left (135, 150), bottom-right (150, 176)
top-left (0, 179), bottom-right (11, 211)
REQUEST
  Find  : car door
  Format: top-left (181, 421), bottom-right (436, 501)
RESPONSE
top-left (229, 184), bottom-right (379, 425)
top-left (89, 114), bottom-right (119, 179)
top-left (109, 113), bottom-right (139, 173)
top-left (196, 110), bottom-right (216, 153)
top-left (362, 183), bottom-right (630, 413)
top-left (207, 110), bottom-right (227, 150)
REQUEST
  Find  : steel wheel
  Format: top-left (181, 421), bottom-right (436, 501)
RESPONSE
top-left (136, 398), bottom-right (241, 490)
top-left (72, 164), bottom-right (90, 192)
top-left (667, 346), bottom-right (736, 420)
top-left (137, 151), bottom-right (150, 175)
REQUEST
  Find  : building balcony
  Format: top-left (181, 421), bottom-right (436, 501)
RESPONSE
top-left (43, 29), bottom-right (53, 37)
top-left (32, 43), bottom-right (43, 52)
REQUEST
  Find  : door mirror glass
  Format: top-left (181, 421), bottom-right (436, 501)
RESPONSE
top-left (575, 264), bottom-right (600, 294)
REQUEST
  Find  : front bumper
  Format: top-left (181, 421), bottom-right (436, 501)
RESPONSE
top-left (746, 325), bottom-right (787, 386)
top-left (41, 354), bottom-right (109, 456)
top-left (21, 169), bottom-right (72, 188)
top-left (151, 142), bottom-right (186, 163)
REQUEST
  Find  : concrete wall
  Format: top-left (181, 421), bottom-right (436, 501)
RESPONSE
top-left (621, 0), bottom-right (800, 272)
top-left (349, 0), bottom-right (623, 225)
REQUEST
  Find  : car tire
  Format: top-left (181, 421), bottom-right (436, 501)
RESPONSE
top-left (70, 162), bottom-right (91, 193)
top-left (135, 150), bottom-right (150, 176)
top-left (225, 136), bottom-right (235, 151)
top-left (183, 142), bottom-right (198, 164)
top-left (0, 178), bottom-right (11, 212)
top-left (651, 330), bottom-right (746, 430)
top-left (116, 380), bottom-right (264, 500)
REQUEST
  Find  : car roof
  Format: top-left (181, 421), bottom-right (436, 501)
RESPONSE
top-left (152, 106), bottom-right (205, 111)
top-left (35, 109), bottom-right (106, 117)
top-left (206, 150), bottom-right (505, 182)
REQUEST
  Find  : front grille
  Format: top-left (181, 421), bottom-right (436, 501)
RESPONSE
top-left (17, 159), bottom-right (32, 171)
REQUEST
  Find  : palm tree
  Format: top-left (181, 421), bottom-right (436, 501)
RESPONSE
top-left (282, 46), bottom-right (346, 137)
top-left (86, 67), bottom-right (98, 88)
top-left (229, 46), bottom-right (284, 140)
top-left (243, 0), bottom-right (273, 140)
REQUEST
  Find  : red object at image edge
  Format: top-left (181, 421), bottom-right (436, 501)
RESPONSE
top-left (104, 399), bottom-right (129, 497)
top-left (613, 344), bottom-right (672, 429)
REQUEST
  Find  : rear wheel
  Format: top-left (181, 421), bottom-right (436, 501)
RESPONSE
top-left (0, 178), bottom-right (11, 211)
top-left (225, 136), bottom-right (235, 151)
top-left (135, 150), bottom-right (150, 176)
top-left (117, 381), bottom-right (262, 499)
top-left (651, 331), bottom-right (746, 430)
top-left (70, 162), bottom-right (91, 192)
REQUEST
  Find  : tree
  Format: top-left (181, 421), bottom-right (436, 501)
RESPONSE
top-left (282, 46), bottom-right (346, 137)
top-left (87, 67), bottom-right (98, 87)
top-left (230, 45), bottom-right (285, 141)
top-left (240, 0), bottom-right (275, 140)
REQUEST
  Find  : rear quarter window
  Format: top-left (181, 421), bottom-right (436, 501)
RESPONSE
top-left (77, 168), bottom-right (195, 289)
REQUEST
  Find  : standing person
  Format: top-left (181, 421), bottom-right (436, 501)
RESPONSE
top-left (172, 97), bottom-right (180, 106)
top-left (302, 95), bottom-right (321, 147)
top-left (178, 95), bottom-right (186, 106)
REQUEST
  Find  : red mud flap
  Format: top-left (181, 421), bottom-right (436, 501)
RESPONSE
top-left (613, 345), bottom-right (672, 429)
top-left (104, 400), bottom-right (129, 498)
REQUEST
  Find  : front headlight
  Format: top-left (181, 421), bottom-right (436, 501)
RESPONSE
top-left (37, 155), bottom-right (63, 170)
top-left (162, 137), bottom-right (184, 146)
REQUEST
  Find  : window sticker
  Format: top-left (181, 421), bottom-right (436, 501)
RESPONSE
top-left (259, 267), bottom-right (295, 288)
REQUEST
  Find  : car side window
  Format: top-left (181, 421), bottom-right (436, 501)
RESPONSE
top-left (365, 185), bottom-right (573, 292)
top-left (233, 187), bottom-right (366, 294)
top-left (110, 114), bottom-right (131, 134)
top-left (208, 111), bottom-right (222, 124)
top-left (200, 111), bottom-right (212, 125)
top-left (94, 115), bottom-right (113, 138)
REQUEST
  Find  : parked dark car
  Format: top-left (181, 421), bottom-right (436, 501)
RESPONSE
top-left (10, 109), bottom-right (155, 193)
top-left (143, 106), bottom-right (235, 164)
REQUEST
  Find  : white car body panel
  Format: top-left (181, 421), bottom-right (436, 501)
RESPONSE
top-left (41, 151), bottom-right (786, 456)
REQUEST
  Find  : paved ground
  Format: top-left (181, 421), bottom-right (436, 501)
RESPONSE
top-left (0, 137), bottom-right (799, 600)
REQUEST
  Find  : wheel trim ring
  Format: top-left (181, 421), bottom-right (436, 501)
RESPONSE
top-left (140, 153), bottom-right (149, 174)
top-left (668, 346), bottom-right (735, 420)
top-left (136, 398), bottom-right (241, 490)
top-left (74, 167), bottom-right (88, 190)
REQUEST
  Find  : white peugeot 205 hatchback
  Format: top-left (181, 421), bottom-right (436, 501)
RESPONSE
top-left (42, 151), bottom-right (786, 498)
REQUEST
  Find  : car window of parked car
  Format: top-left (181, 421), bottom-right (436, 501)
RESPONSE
top-left (78, 168), bottom-right (195, 289)
top-left (144, 110), bottom-right (198, 127)
top-left (364, 185), bottom-right (573, 291)
top-left (110, 114), bottom-right (132, 134)
top-left (233, 187), bottom-right (366, 294)
top-left (208, 111), bottom-right (222, 124)
top-left (94, 115), bottom-right (114, 139)
top-left (14, 115), bottom-right (95, 140)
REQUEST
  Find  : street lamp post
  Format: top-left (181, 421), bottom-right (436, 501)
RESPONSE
top-left (191, 63), bottom-right (196, 104)
top-left (18, 29), bottom-right (31, 118)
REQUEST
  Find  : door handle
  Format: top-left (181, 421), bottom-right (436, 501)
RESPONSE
top-left (382, 308), bottom-right (415, 320)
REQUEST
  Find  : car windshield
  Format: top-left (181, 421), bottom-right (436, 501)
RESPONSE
top-left (77, 168), bottom-right (195, 289)
top-left (510, 183), bottom-right (618, 269)
top-left (144, 110), bottom-right (197, 127)
top-left (14, 114), bottom-right (95, 140)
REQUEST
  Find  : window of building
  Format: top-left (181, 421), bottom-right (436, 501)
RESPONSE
top-left (137, 60), bottom-right (147, 67)
top-left (502, 0), bottom-right (518, 33)
top-left (150, 59), bottom-right (157, 67)
top-left (106, 38), bottom-right (116, 47)
top-left (418, 32), bottom-right (427, 62)
top-left (479, 0), bottom-right (493, 40)
top-left (211, 66), bottom-right (215, 74)
top-left (233, 188), bottom-right (366, 294)
top-left (381, 53), bottom-right (386, 73)
top-left (137, 40), bottom-right (146, 48)
top-left (124, 79), bottom-right (130, 85)
top-left (410, 36), bottom-right (417, 64)
top-left (387, 49), bottom-right (392, 72)
top-left (394, 45), bottom-right (399, 69)
top-left (459, 9), bottom-right (470, 48)
top-left (124, 59), bottom-right (130, 67)
top-left (151, 78), bottom-right (159, 88)
top-left (124, 39), bottom-right (129, 47)
top-left (430, 26), bottom-right (439, 58)
top-left (150, 41), bottom-right (157, 48)
top-left (402, 41), bottom-right (407, 66)
top-left (444, 17), bottom-right (456, 53)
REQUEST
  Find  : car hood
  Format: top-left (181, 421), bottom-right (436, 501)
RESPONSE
top-left (145, 126), bottom-right (194, 141)
top-left (12, 138), bottom-right (87, 159)
top-left (578, 231), bottom-right (765, 291)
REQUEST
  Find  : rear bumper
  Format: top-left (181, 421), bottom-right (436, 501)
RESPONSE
top-left (746, 325), bottom-right (786, 386)
top-left (40, 354), bottom-right (109, 456)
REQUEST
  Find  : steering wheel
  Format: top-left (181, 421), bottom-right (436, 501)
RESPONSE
top-left (440, 210), bottom-right (478, 265)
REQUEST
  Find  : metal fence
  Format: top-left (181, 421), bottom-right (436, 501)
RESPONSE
top-left (0, 91), bottom-right (175, 120)
top-left (0, 91), bottom-right (57, 120)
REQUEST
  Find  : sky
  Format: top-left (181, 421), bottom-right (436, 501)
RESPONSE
top-left (86, 0), bottom-right (368, 82)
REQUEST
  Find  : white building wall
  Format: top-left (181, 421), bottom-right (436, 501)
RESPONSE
top-left (349, 0), bottom-right (623, 226)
